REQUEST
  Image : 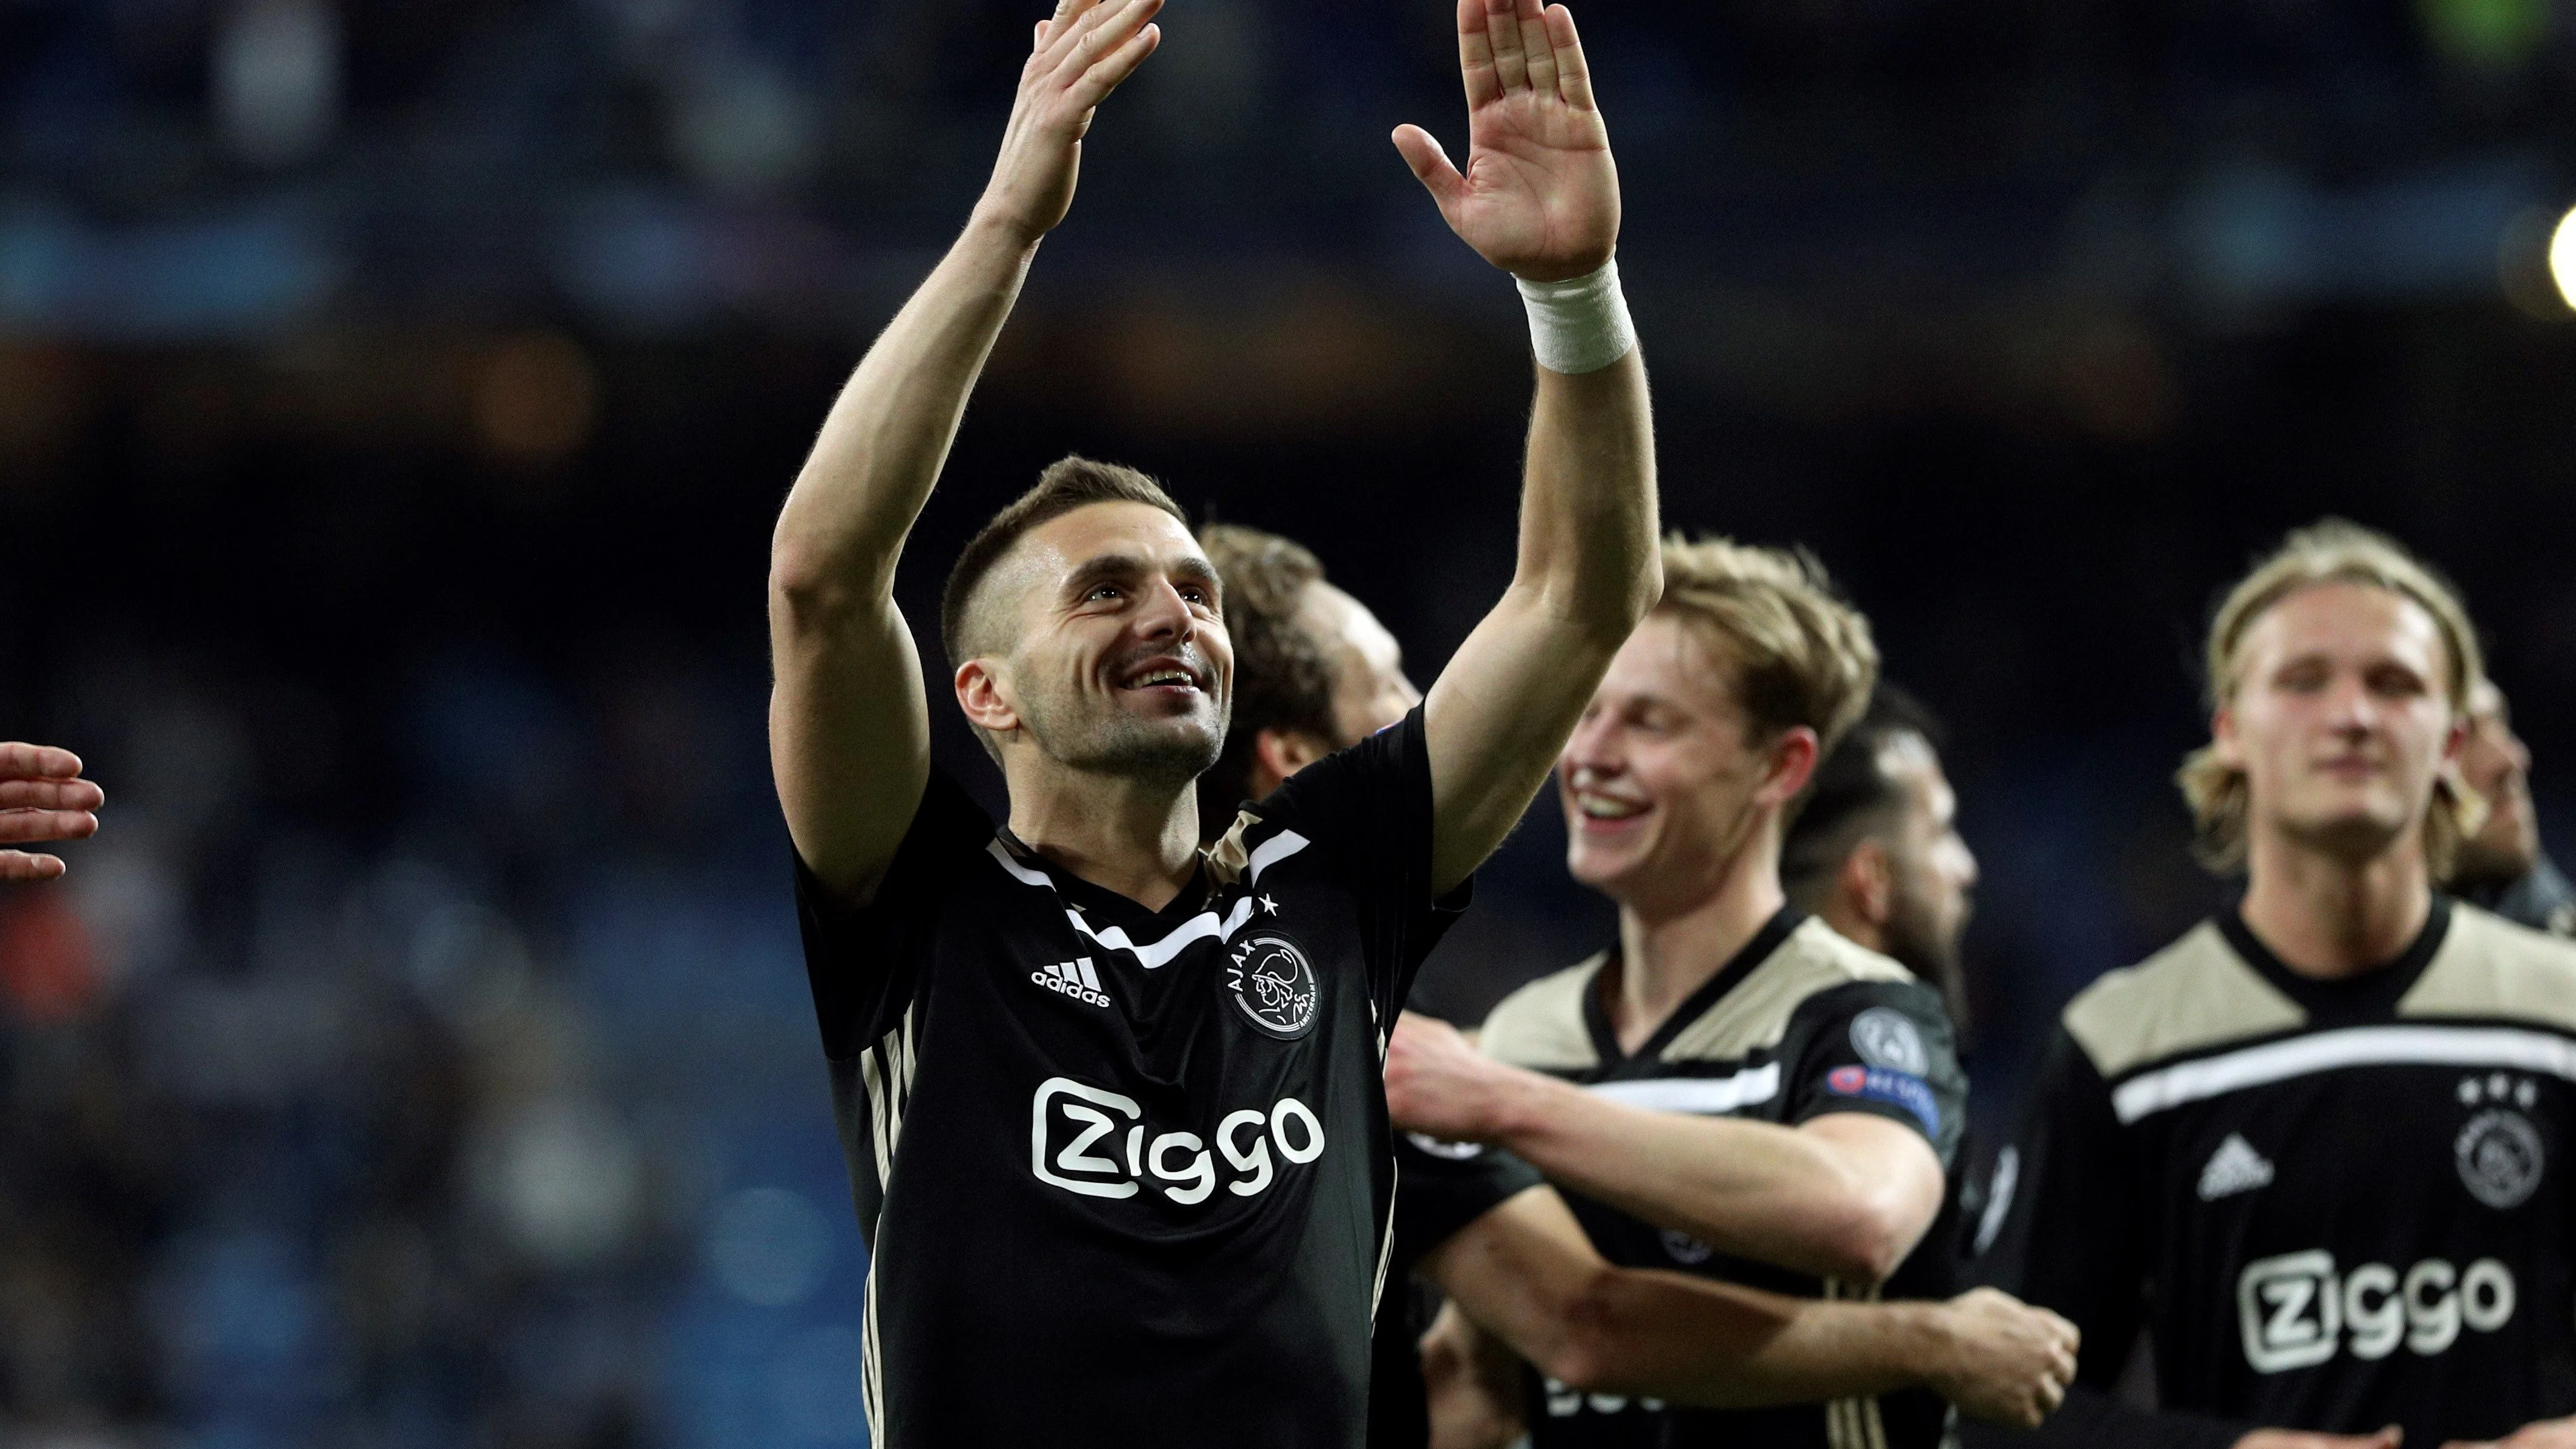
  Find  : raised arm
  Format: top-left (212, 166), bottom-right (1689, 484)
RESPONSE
top-left (1396, 0), bottom-right (1660, 895)
top-left (768, 0), bottom-right (1161, 901)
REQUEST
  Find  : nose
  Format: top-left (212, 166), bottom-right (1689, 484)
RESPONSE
top-left (2323, 672), bottom-right (2380, 733)
top-left (1561, 708), bottom-right (1622, 783)
top-left (1133, 573), bottom-right (1195, 645)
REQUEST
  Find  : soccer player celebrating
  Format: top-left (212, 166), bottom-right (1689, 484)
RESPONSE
top-left (0, 743), bottom-right (102, 881)
top-left (766, 0), bottom-right (1658, 1441)
top-left (1387, 538), bottom-right (1987, 1449)
top-left (1780, 686), bottom-right (1979, 1032)
top-left (1197, 524), bottom-right (2078, 1448)
top-left (1978, 521), bottom-right (2576, 1449)
top-left (2449, 680), bottom-right (2575, 938)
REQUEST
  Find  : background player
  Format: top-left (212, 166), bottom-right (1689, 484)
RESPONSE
top-left (1196, 523), bottom-right (2079, 1447)
top-left (2448, 680), bottom-right (2575, 937)
top-left (1976, 521), bottom-right (2576, 1449)
top-left (1386, 537), bottom-right (1983, 1449)
top-left (0, 742), bottom-right (102, 881)
top-left (1780, 686), bottom-right (1978, 1029)
top-left (765, 0), bottom-right (1659, 1442)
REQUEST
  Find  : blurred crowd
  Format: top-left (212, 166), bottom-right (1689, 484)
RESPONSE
top-left (0, 650), bottom-right (883, 1449)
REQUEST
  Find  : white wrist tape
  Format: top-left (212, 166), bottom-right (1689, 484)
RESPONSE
top-left (1516, 260), bottom-right (1635, 375)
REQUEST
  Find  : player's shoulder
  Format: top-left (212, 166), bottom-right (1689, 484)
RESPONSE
top-left (1480, 953), bottom-right (1607, 1072)
top-left (2400, 898), bottom-right (2576, 1032)
top-left (2062, 919), bottom-right (2303, 1080)
top-left (1659, 917), bottom-right (1923, 1064)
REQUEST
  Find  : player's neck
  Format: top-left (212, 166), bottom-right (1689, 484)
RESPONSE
top-left (2238, 826), bottom-right (2434, 980)
top-left (1004, 770), bottom-right (1204, 913)
top-left (1606, 832), bottom-right (1788, 1056)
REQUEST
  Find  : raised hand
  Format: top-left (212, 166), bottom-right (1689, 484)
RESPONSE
top-left (1393, 0), bottom-right (1618, 282)
top-left (976, 0), bottom-right (1165, 245)
top-left (0, 743), bottom-right (102, 882)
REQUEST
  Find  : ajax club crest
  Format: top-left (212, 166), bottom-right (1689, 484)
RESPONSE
top-left (2457, 1107), bottom-right (2545, 1210)
top-left (1226, 932), bottom-right (1319, 1039)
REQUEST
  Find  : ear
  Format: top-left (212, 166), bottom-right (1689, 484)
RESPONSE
top-left (1252, 727), bottom-right (1332, 797)
top-left (1753, 727), bottom-right (1822, 809)
top-left (2209, 705), bottom-right (2243, 769)
top-left (955, 658), bottom-right (1021, 738)
top-left (1838, 839), bottom-right (1896, 929)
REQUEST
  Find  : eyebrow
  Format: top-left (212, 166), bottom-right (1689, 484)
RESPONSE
top-left (1061, 553), bottom-right (1221, 600)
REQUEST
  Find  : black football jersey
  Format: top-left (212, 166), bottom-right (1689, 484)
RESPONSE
top-left (1479, 909), bottom-right (1969, 1449)
top-left (1368, 1133), bottom-right (1549, 1449)
top-left (794, 708), bottom-right (1466, 1448)
top-left (1978, 897), bottom-right (2576, 1449)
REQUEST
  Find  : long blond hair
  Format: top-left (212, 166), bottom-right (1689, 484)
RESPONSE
top-left (2176, 520), bottom-right (2485, 874)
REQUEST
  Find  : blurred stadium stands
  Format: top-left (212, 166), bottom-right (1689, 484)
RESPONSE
top-left (4, 0), bottom-right (2576, 1444)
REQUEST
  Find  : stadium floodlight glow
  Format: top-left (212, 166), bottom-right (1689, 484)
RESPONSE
top-left (2551, 206), bottom-right (2576, 312)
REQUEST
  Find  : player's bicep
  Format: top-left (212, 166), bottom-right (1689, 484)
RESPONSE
top-left (769, 593), bottom-right (933, 903)
top-left (1424, 590), bottom-right (1623, 893)
top-left (1800, 1111), bottom-right (1947, 1251)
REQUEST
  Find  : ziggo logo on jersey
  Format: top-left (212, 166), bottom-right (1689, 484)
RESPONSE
top-left (2239, 1249), bottom-right (2515, 1373)
top-left (1031, 1077), bottom-right (1325, 1205)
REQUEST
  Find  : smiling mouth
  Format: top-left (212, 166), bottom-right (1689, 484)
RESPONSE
top-left (1118, 663), bottom-right (1205, 693)
top-left (1574, 792), bottom-right (1647, 822)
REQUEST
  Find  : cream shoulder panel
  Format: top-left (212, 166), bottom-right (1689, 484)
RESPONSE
top-left (2063, 921), bottom-right (2306, 1079)
top-left (1479, 954), bottom-right (1607, 1072)
top-left (2400, 903), bottom-right (2576, 1032)
top-left (1657, 918), bottom-right (1915, 1064)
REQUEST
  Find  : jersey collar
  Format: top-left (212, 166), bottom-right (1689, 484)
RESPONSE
top-left (993, 826), bottom-right (1216, 933)
top-left (2216, 892), bottom-right (2453, 1027)
top-left (1583, 907), bottom-right (1805, 1072)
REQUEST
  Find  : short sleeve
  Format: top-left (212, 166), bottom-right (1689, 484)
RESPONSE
top-left (1783, 980), bottom-right (1967, 1169)
top-left (794, 770), bottom-right (994, 1060)
top-left (1390, 1134), bottom-right (1546, 1271)
top-left (1254, 705), bottom-right (1471, 1016)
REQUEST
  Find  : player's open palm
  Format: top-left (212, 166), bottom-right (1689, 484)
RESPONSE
top-left (978, 0), bottom-right (1164, 243)
top-left (1394, 0), bottom-right (1617, 283)
top-left (1929, 1287), bottom-right (2079, 1428)
top-left (0, 743), bottom-right (102, 882)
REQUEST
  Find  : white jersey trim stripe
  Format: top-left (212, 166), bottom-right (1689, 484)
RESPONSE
top-left (2111, 1022), bottom-right (2576, 1124)
top-left (983, 837), bottom-right (1291, 970)
top-left (1247, 829), bottom-right (1310, 882)
top-left (1586, 1063), bottom-right (1781, 1116)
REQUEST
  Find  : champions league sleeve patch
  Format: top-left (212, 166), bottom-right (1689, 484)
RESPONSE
top-left (1825, 1065), bottom-right (1941, 1135)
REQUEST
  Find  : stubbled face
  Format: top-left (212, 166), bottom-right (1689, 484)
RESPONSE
top-left (1874, 732), bottom-right (1978, 998)
top-left (979, 502), bottom-right (1233, 785)
top-left (2455, 680), bottom-right (2540, 885)
top-left (1558, 615), bottom-right (1776, 912)
top-left (1299, 581), bottom-right (1420, 746)
top-left (2215, 582), bottom-right (2463, 866)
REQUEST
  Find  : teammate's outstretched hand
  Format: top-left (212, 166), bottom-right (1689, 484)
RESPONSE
top-left (2445, 1413), bottom-right (2576, 1448)
top-left (1393, 0), bottom-right (1618, 282)
top-left (977, 0), bottom-right (1164, 244)
top-left (0, 743), bottom-right (102, 882)
top-left (1924, 1287), bottom-right (2077, 1428)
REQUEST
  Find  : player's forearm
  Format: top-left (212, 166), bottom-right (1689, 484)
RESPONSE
top-left (770, 212), bottom-right (1040, 616)
top-left (1560, 1274), bottom-right (1943, 1407)
top-left (1494, 1076), bottom-right (1912, 1282)
top-left (1509, 352), bottom-right (1660, 642)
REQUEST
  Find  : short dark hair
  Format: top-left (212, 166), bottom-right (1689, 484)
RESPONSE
top-left (1781, 684), bottom-right (1944, 899)
top-left (1195, 523), bottom-right (1339, 841)
top-left (938, 454), bottom-right (1192, 670)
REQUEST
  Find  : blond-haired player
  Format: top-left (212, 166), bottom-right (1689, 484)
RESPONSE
top-left (1388, 536), bottom-right (2058, 1449)
top-left (1975, 520), bottom-right (2576, 1449)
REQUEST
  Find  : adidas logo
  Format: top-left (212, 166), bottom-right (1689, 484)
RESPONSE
top-left (2198, 1133), bottom-right (2275, 1201)
top-left (1032, 957), bottom-right (1111, 1009)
